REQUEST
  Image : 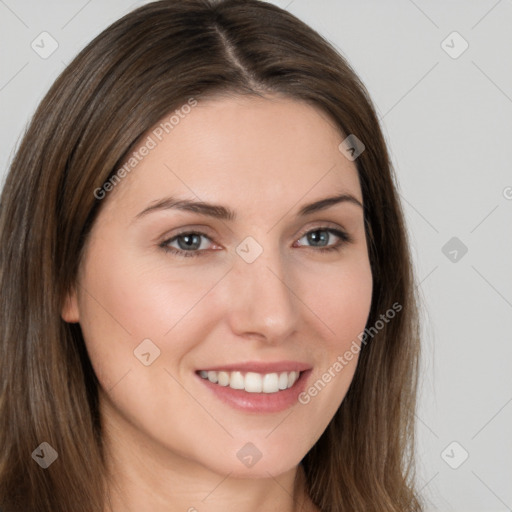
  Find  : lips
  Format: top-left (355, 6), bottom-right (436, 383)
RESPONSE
top-left (195, 361), bottom-right (313, 412)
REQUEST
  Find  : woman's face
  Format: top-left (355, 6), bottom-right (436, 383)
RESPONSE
top-left (62, 94), bottom-right (372, 478)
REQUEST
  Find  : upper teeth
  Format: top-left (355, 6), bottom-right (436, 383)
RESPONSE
top-left (199, 370), bottom-right (300, 393)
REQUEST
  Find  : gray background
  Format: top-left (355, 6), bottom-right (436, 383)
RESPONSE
top-left (1, 1), bottom-right (511, 510)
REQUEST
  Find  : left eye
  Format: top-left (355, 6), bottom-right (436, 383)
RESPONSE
top-left (161, 227), bottom-right (350, 258)
top-left (295, 228), bottom-right (349, 250)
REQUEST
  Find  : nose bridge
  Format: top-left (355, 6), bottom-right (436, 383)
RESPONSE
top-left (226, 237), bottom-right (299, 342)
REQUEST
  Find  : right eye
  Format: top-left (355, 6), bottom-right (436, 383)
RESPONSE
top-left (160, 231), bottom-right (215, 258)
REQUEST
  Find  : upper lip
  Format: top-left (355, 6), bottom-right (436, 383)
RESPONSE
top-left (197, 361), bottom-right (312, 374)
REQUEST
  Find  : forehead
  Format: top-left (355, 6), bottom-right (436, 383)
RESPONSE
top-left (102, 94), bottom-right (362, 218)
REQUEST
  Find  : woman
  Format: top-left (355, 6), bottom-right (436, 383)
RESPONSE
top-left (0, 1), bottom-right (422, 511)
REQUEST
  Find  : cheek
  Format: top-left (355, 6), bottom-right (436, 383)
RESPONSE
top-left (75, 237), bottom-right (228, 387)
top-left (327, 261), bottom-right (373, 371)
top-left (294, 257), bottom-right (372, 427)
top-left (77, 234), bottom-right (201, 334)
top-left (303, 255), bottom-right (373, 348)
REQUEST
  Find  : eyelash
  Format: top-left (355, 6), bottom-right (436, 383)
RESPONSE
top-left (159, 226), bottom-right (352, 258)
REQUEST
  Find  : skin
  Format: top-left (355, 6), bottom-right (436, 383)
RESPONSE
top-left (62, 94), bottom-right (373, 512)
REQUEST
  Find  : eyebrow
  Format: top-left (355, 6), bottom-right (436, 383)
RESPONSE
top-left (133, 192), bottom-right (363, 223)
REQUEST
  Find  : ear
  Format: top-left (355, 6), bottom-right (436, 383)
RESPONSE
top-left (61, 286), bottom-right (80, 323)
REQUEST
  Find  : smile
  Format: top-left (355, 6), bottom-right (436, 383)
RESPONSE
top-left (195, 361), bottom-right (312, 413)
top-left (198, 370), bottom-right (301, 393)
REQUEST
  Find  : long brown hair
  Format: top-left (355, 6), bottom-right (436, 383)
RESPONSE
top-left (0, 1), bottom-right (422, 510)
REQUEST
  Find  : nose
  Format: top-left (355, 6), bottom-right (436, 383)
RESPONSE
top-left (225, 243), bottom-right (300, 345)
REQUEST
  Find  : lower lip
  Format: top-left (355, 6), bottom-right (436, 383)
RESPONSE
top-left (196, 370), bottom-right (312, 413)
